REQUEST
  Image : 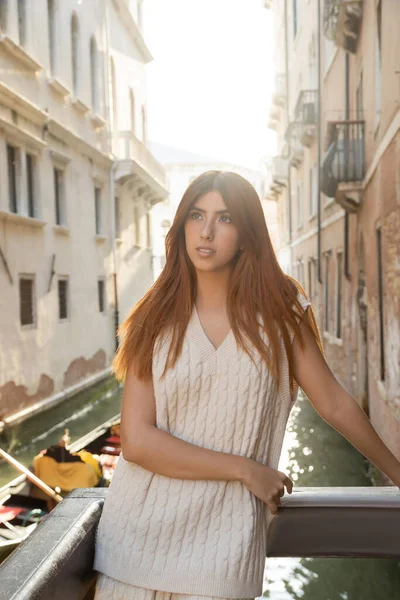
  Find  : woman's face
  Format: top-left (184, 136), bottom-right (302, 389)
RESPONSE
top-left (184, 191), bottom-right (241, 273)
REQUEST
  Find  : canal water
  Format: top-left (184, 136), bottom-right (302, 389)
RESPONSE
top-left (262, 392), bottom-right (400, 599)
top-left (0, 376), bottom-right (122, 488)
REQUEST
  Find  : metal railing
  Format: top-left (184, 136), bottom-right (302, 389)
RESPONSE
top-left (1, 486), bottom-right (399, 599)
top-left (294, 90), bottom-right (317, 125)
top-left (321, 120), bottom-right (365, 197)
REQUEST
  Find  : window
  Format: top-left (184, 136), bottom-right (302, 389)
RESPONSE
top-left (26, 153), bottom-right (36, 218)
top-left (110, 58), bottom-right (118, 130)
top-left (95, 187), bottom-right (102, 235)
top-left (375, 1), bottom-right (382, 126)
top-left (115, 196), bottom-right (121, 238)
top-left (324, 36), bottom-right (336, 74)
top-left (141, 105), bottom-right (147, 144)
top-left (297, 181), bottom-right (303, 228)
top-left (18, 0), bottom-right (26, 46)
top-left (71, 13), bottom-right (79, 95)
top-left (134, 202), bottom-right (140, 245)
top-left (129, 88), bottom-right (135, 133)
top-left (54, 168), bottom-right (64, 225)
top-left (58, 278), bottom-right (69, 320)
top-left (48, 0), bottom-right (56, 75)
top-left (0, 2), bottom-right (7, 32)
top-left (310, 164), bottom-right (318, 217)
top-left (98, 279), bottom-right (105, 313)
top-left (90, 36), bottom-right (99, 112)
top-left (146, 212), bottom-right (151, 248)
top-left (292, 0), bottom-right (301, 38)
top-left (308, 258), bottom-right (313, 300)
top-left (336, 252), bottom-right (343, 339)
top-left (324, 252), bottom-right (331, 332)
top-left (376, 227), bottom-right (385, 380)
top-left (19, 276), bottom-right (35, 326)
top-left (7, 145), bottom-right (18, 213)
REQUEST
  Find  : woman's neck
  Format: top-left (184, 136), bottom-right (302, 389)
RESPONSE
top-left (195, 268), bottom-right (231, 312)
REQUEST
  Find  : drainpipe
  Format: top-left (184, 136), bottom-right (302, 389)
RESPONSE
top-left (284, 0), bottom-right (293, 272)
top-left (103, 0), bottom-right (119, 351)
top-left (317, 0), bottom-right (322, 284)
top-left (344, 51), bottom-right (350, 280)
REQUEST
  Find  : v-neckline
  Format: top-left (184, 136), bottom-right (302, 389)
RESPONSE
top-left (193, 304), bottom-right (233, 352)
top-left (189, 305), bottom-right (237, 371)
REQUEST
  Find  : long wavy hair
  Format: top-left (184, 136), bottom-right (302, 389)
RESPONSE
top-left (113, 170), bottom-right (324, 394)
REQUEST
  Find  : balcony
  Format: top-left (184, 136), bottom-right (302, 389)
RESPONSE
top-left (272, 74), bottom-right (286, 108)
top-left (294, 90), bottom-right (317, 147)
top-left (323, 0), bottom-right (364, 54)
top-left (271, 156), bottom-right (288, 189)
top-left (267, 104), bottom-right (281, 131)
top-left (113, 131), bottom-right (167, 203)
top-left (285, 121), bottom-right (304, 167)
top-left (321, 120), bottom-right (365, 212)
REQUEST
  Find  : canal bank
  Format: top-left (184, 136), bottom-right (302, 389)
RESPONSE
top-left (262, 392), bottom-right (400, 599)
top-left (0, 376), bottom-right (122, 488)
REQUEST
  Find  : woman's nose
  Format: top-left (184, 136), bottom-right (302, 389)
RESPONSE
top-left (200, 222), bottom-right (213, 240)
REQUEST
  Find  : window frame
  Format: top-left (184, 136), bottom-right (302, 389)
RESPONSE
top-left (98, 278), bottom-right (106, 313)
top-left (19, 274), bottom-right (36, 329)
top-left (57, 276), bottom-right (69, 322)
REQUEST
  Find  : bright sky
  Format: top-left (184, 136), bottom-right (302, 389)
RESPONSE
top-left (143, 0), bottom-right (276, 169)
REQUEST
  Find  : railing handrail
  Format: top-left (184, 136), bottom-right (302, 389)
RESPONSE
top-left (1, 487), bottom-right (399, 599)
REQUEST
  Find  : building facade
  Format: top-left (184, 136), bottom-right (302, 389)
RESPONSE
top-left (0, 0), bottom-right (167, 427)
top-left (266, 0), bottom-right (400, 470)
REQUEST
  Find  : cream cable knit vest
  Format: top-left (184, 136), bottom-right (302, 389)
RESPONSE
top-left (93, 292), bottom-right (310, 598)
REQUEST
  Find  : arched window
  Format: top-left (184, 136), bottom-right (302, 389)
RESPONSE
top-left (48, 0), bottom-right (56, 75)
top-left (110, 58), bottom-right (118, 130)
top-left (18, 0), bottom-right (26, 46)
top-left (141, 105), bottom-right (147, 144)
top-left (90, 36), bottom-right (99, 112)
top-left (129, 88), bottom-right (135, 133)
top-left (71, 12), bottom-right (79, 95)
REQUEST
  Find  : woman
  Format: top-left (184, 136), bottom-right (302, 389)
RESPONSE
top-left (93, 170), bottom-right (400, 599)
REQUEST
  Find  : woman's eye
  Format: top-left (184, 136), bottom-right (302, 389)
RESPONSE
top-left (220, 214), bottom-right (232, 223)
top-left (190, 212), bottom-right (202, 220)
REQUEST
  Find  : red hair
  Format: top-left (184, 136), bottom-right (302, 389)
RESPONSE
top-left (113, 170), bottom-right (324, 394)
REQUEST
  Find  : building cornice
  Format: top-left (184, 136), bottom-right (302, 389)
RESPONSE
top-left (0, 116), bottom-right (46, 152)
top-left (47, 119), bottom-right (113, 169)
top-left (111, 0), bottom-right (153, 64)
top-left (0, 81), bottom-right (48, 126)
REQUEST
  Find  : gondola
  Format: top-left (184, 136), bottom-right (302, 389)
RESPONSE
top-left (0, 413), bottom-right (121, 563)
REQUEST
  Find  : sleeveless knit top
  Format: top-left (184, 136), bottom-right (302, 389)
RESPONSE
top-left (93, 292), bottom-right (311, 598)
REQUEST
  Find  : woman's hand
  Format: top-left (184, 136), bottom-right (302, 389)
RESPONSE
top-left (240, 458), bottom-right (293, 514)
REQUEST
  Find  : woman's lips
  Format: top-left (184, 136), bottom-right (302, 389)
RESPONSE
top-left (196, 247), bottom-right (216, 257)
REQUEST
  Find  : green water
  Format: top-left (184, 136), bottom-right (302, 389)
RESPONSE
top-left (262, 393), bottom-right (400, 599)
top-left (0, 376), bottom-right (122, 489)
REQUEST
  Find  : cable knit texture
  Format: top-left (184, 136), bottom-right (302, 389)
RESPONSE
top-left (93, 292), bottom-right (311, 598)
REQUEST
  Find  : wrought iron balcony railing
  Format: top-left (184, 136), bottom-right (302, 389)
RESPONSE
top-left (323, 0), bottom-right (364, 54)
top-left (321, 119), bottom-right (365, 212)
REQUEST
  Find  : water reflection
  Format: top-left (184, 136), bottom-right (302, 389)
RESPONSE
top-left (0, 377), bottom-right (122, 488)
top-left (262, 393), bottom-right (400, 599)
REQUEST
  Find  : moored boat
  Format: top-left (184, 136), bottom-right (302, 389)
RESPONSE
top-left (0, 413), bottom-right (121, 563)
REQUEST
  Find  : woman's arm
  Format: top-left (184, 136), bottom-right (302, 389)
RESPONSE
top-left (292, 317), bottom-right (400, 488)
top-left (120, 360), bottom-right (249, 483)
